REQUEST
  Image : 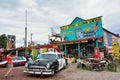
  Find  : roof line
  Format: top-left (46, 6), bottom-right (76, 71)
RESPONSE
top-left (103, 28), bottom-right (119, 37)
top-left (70, 17), bottom-right (85, 25)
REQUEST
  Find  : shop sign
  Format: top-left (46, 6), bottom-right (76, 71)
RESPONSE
top-left (83, 30), bottom-right (95, 39)
top-left (58, 41), bottom-right (80, 45)
top-left (76, 29), bottom-right (96, 40)
top-left (81, 40), bottom-right (88, 43)
top-left (59, 42), bottom-right (74, 45)
top-left (112, 41), bottom-right (119, 54)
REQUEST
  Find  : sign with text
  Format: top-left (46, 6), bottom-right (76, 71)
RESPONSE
top-left (60, 16), bottom-right (103, 41)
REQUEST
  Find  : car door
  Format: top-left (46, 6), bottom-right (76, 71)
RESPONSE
top-left (60, 54), bottom-right (66, 68)
top-left (57, 54), bottom-right (63, 70)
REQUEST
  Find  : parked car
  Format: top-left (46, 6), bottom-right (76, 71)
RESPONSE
top-left (24, 52), bottom-right (67, 75)
top-left (0, 56), bottom-right (27, 67)
top-left (0, 60), bottom-right (7, 67)
top-left (12, 56), bottom-right (27, 66)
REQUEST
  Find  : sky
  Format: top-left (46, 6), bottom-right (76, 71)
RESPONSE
top-left (0, 0), bottom-right (120, 47)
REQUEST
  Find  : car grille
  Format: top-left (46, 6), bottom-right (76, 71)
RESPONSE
top-left (28, 66), bottom-right (46, 71)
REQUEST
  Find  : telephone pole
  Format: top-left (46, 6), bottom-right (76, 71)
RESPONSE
top-left (31, 33), bottom-right (33, 44)
top-left (25, 9), bottom-right (27, 56)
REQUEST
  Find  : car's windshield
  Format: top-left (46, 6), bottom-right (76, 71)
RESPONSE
top-left (38, 54), bottom-right (56, 60)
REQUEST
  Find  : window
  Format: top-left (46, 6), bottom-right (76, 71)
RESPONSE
top-left (58, 54), bottom-right (61, 59)
top-left (38, 54), bottom-right (56, 61)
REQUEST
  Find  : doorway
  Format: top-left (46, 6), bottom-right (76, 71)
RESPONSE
top-left (80, 40), bottom-right (95, 57)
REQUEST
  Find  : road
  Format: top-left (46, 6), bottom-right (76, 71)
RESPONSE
top-left (0, 63), bottom-right (120, 80)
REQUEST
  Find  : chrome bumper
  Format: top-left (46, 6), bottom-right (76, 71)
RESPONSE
top-left (24, 68), bottom-right (53, 75)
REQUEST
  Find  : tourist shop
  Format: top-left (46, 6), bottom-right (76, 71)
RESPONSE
top-left (59, 16), bottom-right (104, 58)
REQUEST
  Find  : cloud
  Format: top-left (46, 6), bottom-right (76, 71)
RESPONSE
top-left (0, 0), bottom-right (120, 47)
top-left (0, 0), bottom-right (20, 10)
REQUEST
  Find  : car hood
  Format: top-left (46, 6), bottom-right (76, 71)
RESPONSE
top-left (28, 59), bottom-right (54, 66)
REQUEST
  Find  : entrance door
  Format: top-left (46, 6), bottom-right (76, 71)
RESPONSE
top-left (67, 44), bottom-right (78, 58)
top-left (81, 41), bottom-right (94, 58)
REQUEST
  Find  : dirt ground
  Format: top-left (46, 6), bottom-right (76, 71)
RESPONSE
top-left (0, 63), bottom-right (120, 80)
top-left (57, 63), bottom-right (120, 80)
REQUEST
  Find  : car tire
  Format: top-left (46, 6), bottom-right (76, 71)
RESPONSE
top-left (5, 63), bottom-right (8, 68)
top-left (51, 69), bottom-right (55, 75)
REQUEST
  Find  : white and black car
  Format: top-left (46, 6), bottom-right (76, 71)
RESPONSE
top-left (24, 52), bottom-right (67, 75)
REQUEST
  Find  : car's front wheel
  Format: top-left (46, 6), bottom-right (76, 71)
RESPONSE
top-left (51, 69), bottom-right (55, 75)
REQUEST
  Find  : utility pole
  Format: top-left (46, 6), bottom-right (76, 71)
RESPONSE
top-left (31, 33), bottom-right (33, 44)
top-left (25, 9), bottom-right (27, 56)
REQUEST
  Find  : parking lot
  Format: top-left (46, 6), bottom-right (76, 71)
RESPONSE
top-left (1, 63), bottom-right (120, 80)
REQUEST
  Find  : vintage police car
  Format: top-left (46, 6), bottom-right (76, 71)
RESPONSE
top-left (24, 52), bottom-right (67, 75)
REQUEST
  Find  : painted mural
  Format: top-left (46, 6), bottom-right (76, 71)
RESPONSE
top-left (103, 30), bottom-right (119, 47)
top-left (60, 16), bottom-right (103, 41)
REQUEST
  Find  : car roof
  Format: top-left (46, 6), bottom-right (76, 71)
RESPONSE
top-left (41, 51), bottom-right (62, 55)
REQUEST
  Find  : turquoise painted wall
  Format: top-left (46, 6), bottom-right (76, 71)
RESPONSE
top-left (60, 16), bottom-right (103, 41)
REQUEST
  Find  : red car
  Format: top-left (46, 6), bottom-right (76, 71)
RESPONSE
top-left (0, 56), bottom-right (27, 67)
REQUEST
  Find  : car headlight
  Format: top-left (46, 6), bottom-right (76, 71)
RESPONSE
top-left (46, 63), bottom-right (50, 69)
top-left (25, 63), bottom-right (28, 67)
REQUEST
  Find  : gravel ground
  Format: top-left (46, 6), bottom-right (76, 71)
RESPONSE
top-left (57, 63), bottom-right (120, 80)
top-left (0, 63), bottom-right (120, 80)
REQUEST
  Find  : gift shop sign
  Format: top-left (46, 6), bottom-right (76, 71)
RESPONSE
top-left (76, 29), bottom-right (96, 40)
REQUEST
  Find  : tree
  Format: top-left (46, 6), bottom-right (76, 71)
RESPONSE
top-left (0, 34), bottom-right (7, 49)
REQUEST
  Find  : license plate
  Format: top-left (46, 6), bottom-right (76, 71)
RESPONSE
top-left (33, 69), bottom-right (39, 71)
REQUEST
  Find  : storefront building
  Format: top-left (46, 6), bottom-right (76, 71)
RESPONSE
top-left (57, 16), bottom-right (119, 58)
